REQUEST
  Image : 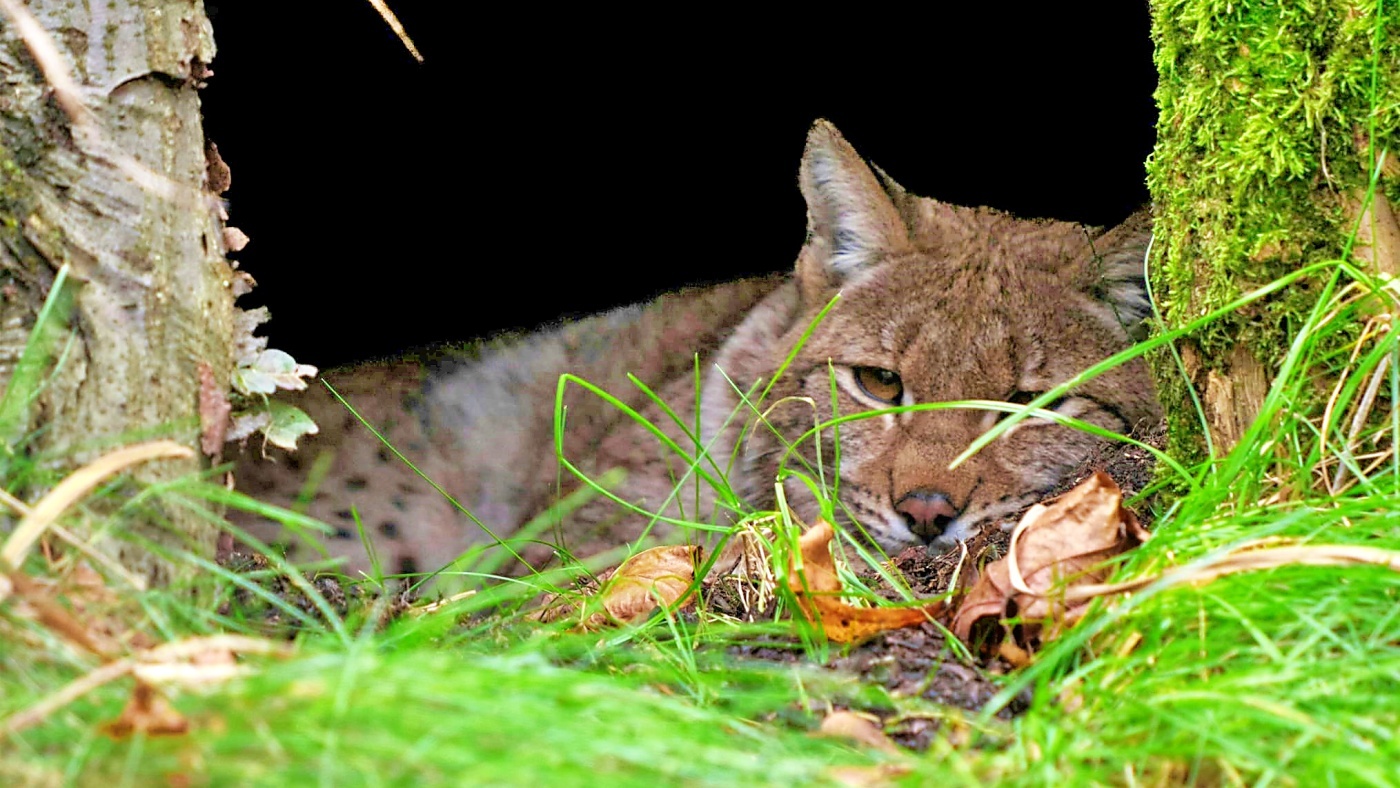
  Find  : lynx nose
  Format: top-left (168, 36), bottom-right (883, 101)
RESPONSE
top-left (894, 489), bottom-right (959, 543)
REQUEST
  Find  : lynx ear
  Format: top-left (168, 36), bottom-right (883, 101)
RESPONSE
top-left (1084, 210), bottom-right (1154, 336)
top-left (798, 121), bottom-right (912, 282)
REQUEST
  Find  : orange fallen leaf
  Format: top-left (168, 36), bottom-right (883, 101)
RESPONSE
top-left (997, 639), bottom-right (1033, 669)
top-left (789, 521), bottom-right (943, 643)
top-left (100, 681), bottom-right (188, 738)
top-left (951, 471), bottom-right (1148, 656)
top-left (533, 545), bottom-right (700, 629)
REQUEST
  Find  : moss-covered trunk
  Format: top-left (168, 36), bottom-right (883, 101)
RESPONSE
top-left (1149, 2), bottom-right (1400, 462)
top-left (0, 1), bottom-right (232, 584)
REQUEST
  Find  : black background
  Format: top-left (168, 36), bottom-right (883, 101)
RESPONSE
top-left (201, 4), bottom-right (1158, 370)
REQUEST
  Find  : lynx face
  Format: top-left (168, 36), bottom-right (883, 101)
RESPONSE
top-left (713, 122), bottom-right (1159, 555)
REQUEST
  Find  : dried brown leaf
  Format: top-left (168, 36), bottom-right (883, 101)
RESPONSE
top-left (533, 545), bottom-right (699, 629)
top-left (99, 681), bottom-right (188, 738)
top-left (951, 472), bottom-right (1148, 655)
top-left (600, 544), bottom-right (698, 624)
top-left (68, 562), bottom-right (115, 602)
top-left (789, 521), bottom-right (943, 643)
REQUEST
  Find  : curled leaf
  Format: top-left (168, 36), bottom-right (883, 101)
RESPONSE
top-left (951, 471), bottom-right (1148, 656)
top-left (534, 545), bottom-right (699, 629)
top-left (789, 521), bottom-right (943, 643)
top-left (600, 544), bottom-right (699, 625)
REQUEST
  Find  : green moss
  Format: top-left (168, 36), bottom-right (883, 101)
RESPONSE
top-left (0, 143), bottom-right (32, 235)
top-left (1147, 0), bottom-right (1400, 461)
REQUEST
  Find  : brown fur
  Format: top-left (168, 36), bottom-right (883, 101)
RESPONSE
top-left (232, 121), bottom-right (1159, 576)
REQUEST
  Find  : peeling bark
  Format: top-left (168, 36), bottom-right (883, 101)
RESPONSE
top-left (0, 1), bottom-right (232, 584)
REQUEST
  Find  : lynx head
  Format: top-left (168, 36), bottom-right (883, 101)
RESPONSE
top-left (742, 120), bottom-right (1159, 554)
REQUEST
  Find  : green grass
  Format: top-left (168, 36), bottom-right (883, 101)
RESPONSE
top-left (6, 246), bottom-right (1400, 785)
top-left (7, 647), bottom-right (900, 787)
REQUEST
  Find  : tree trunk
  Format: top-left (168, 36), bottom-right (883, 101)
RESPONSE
top-left (0, 0), bottom-right (232, 585)
top-left (1148, 2), bottom-right (1400, 462)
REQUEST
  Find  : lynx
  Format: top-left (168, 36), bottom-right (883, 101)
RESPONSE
top-left (232, 121), bottom-right (1160, 577)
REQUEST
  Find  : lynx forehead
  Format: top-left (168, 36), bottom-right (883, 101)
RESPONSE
top-left (233, 121), bottom-right (1159, 575)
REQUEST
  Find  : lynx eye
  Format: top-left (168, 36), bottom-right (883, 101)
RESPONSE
top-left (853, 366), bottom-right (903, 404)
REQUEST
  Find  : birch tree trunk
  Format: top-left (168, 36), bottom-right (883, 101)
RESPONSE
top-left (0, 0), bottom-right (232, 585)
top-left (1149, 2), bottom-right (1400, 462)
